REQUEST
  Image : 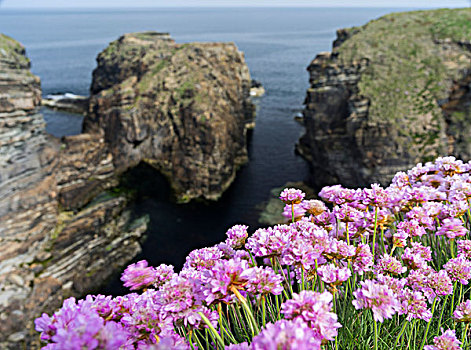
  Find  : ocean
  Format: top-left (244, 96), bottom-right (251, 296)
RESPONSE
top-left (0, 7), bottom-right (413, 294)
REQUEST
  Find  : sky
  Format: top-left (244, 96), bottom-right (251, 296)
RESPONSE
top-left (0, 0), bottom-right (469, 8)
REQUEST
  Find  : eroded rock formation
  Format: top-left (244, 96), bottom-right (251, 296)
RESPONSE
top-left (0, 34), bottom-right (148, 349)
top-left (298, 8), bottom-right (471, 188)
top-left (84, 32), bottom-right (255, 202)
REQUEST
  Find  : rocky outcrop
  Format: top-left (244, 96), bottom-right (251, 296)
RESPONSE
top-left (0, 34), bottom-right (148, 349)
top-left (298, 8), bottom-right (471, 188)
top-left (83, 32), bottom-right (255, 202)
top-left (42, 93), bottom-right (89, 114)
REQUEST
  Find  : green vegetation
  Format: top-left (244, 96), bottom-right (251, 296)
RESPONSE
top-left (431, 9), bottom-right (471, 42)
top-left (0, 33), bottom-right (30, 66)
top-left (334, 8), bottom-right (471, 159)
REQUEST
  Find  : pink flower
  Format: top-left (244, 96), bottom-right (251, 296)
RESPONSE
top-left (424, 329), bottom-right (462, 350)
top-left (121, 260), bottom-right (157, 291)
top-left (246, 225), bottom-right (293, 257)
top-left (281, 290), bottom-right (341, 341)
top-left (352, 280), bottom-right (400, 322)
top-left (279, 188), bottom-right (305, 204)
top-left (444, 257), bottom-right (471, 285)
top-left (398, 288), bottom-right (432, 321)
top-left (251, 319), bottom-right (322, 349)
top-left (375, 254), bottom-right (407, 276)
top-left (317, 263), bottom-right (351, 285)
top-left (437, 218), bottom-right (467, 239)
top-left (457, 240), bottom-right (471, 259)
top-left (225, 224), bottom-right (249, 249)
top-left (282, 203), bottom-right (306, 221)
top-left (454, 300), bottom-right (471, 323)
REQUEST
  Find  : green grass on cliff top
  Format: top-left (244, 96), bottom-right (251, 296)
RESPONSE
top-left (0, 33), bottom-right (30, 66)
top-left (335, 8), bottom-right (471, 125)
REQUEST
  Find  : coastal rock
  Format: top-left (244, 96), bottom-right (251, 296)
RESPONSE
top-left (298, 8), bottom-right (471, 188)
top-left (42, 93), bottom-right (89, 114)
top-left (0, 34), bottom-right (148, 349)
top-left (84, 32), bottom-right (255, 202)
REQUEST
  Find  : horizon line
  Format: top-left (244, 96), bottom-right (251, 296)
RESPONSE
top-left (1, 5), bottom-right (469, 9)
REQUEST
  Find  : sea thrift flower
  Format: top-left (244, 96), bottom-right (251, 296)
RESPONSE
top-left (139, 334), bottom-right (190, 349)
top-left (317, 263), bottom-right (351, 285)
top-left (352, 243), bottom-right (373, 275)
top-left (35, 297), bottom-right (130, 349)
top-left (454, 300), bottom-right (471, 323)
top-left (183, 246), bottom-right (223, 271)
top-left (457, 240), bottom-right (471, 259)
top-left (375, 254), bottom-right (407, 276)
top-left (429, 270), bottom-right (454, 299)
top-left (352, 280), bottom-right (401, 322)
top-left (319, 185), bottom-right (355, 205)
top-left (362, 183), bottom-right (389, 207)
top-left (396, 220), bottom-right (427, 238)
top-left (250, 319), bottom-right (322, 350)
top-left (436, 218), bottom-right (468, 239)
top-left (153, 264), bottom-right (175, 288)
top-left (398, 288), bottom-right (432, 321)
top-left (279, 188), bottom-right (305, 204)
top-left (280, 233), bottom-right (321, 270)
top-left (246, 225), bottom-right (293, 257)
top-left (281, 290), bottom-right (341, 341)
top-left (376, 274), bottom-right (407, 295)
top-left (406, 208), bottom-right (435, 230)
top-left (225, 224), bottom-right (249, 249)
top-left (160, 274), bottom-right (217, 329)
top-left (242, 266), bottom-right (284, 297)
top-left (402, 242), bottom-right (431, 270)
top-left (444, 257), bottom-right (471, 285)
top-left (121, 260), bottom-right (156, 290)
top-left (392, 229), bottom-right (408, 248)
top-left (204, 258), bottom-right (251, 304)
top-left (325, 239), bottom-right (356, 260)
top-left (424, 329), bottom-right (462, 350)
top-left (282, 204), bottom-right (306, 221)
top-left (301, 199), bottom-right (327, 216)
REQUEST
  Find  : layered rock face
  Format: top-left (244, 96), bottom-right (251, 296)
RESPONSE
top-left (0, 34), bottom-right (147, 348)
top-left (298, 9), bottom-right (471, 188)
top-left (84, 32), bottom-right (255, 202)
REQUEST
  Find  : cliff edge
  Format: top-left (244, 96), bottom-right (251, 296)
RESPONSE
top-left (298, 8), bottom-right (471, 188)
top-left (0, 34), bottom-right (148, 349)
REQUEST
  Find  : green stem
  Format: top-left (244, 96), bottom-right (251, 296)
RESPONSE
top-left (372, 207), bottom-right (379, 259)
top-left (198, 311), bottom-right (225, 349)
top-left (231, 287), bottom-right (260, 335)
top-left (462, 322), bottom-right (469, 348)
top-left (218, 304), bottom-right (224, 345)
top-left (420, 297), bottom-right (437, 350)
top-left (437, 295), bottom-right (448, 333)
top-left (394, 321), bottom-right (408, 349)
top-left (373, 315), bottom-right (378, 350)
top-left (262, 296), bottom-right (267, 328)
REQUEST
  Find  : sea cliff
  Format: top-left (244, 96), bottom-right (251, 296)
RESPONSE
top-left (298, 8), bottom-right (471, 188)
top-left (0, 34), bottom-right (148, 349)
top-left (84, 32), bottom-right (255, 202)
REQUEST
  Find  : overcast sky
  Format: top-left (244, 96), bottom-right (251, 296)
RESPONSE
top-left (1, 0), bottom-right (470, 8)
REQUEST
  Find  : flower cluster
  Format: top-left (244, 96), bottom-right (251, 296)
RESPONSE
top-left (35, 157), bottom-right (471, 350)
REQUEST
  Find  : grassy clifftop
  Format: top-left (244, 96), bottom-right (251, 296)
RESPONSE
top-left (0, 34), bottom-right (30, 67)
top-left (335, 8), bottom-right (471, 125)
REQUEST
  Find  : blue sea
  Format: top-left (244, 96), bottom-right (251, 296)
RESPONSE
top-left (0, 7), bottom-right (416, 294)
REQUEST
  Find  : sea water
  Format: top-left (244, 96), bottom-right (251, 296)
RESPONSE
top-left (0, 7), bottom-right (412, 294)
